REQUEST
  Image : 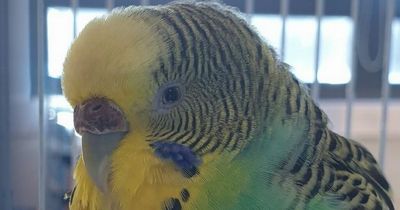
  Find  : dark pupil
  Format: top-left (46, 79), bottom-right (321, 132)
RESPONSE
top-left (163, 87), bottom-right (180, 104)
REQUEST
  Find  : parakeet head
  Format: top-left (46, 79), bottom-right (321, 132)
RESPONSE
top-left (63, 1), bottom-right (303, 206)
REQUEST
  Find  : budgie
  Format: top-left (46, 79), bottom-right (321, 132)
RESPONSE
top-left (62, 1), bottom-right (394, 210)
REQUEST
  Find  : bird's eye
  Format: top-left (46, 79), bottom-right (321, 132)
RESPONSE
top-left (162, 86), bottom-right (181, 104)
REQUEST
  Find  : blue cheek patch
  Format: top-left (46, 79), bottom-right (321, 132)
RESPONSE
top-left (151, 141), bottom-right (201, 178)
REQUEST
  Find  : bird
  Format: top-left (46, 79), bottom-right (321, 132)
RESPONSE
top-left (62, 1), bottom-right (394, 209)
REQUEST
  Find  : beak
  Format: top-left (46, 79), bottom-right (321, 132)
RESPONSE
top-left (74, 97), bottom-right (129, 192)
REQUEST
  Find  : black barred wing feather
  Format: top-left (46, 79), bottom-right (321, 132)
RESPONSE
top-left (324, 132), bottom-right (394, 210)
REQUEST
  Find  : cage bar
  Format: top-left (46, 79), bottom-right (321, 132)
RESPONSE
top-left (245, 0), bottom-right (255, 22)
top-left (141, 0), bottom-right (150, 6)
top-left (345, 0), bottom-right (359, 139)
top-left (280, 0), bottom-right (289, 60)
top-left (106, 0), bottom-right (114, 12)
top-left (378, 0), bottom-right (395, 168)
top-left (71, 0), bottom-right (79, 38)
top-left (312, 0), bottom-right (324, 102)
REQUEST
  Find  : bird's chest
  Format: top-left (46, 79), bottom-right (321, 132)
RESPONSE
top-left (106, 160), bottom-right (199, 210)
top-left (111, 185), bottom-right (188, 210)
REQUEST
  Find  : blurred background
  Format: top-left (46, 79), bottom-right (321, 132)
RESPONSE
top-left (0, 0), bottom-right (399, 209)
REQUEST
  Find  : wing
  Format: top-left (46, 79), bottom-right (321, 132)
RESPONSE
top-left (322, 131), bottom-right (394, 210)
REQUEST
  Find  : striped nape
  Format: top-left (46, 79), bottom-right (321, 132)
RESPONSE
top-left (141, 2), bottom-right (273, 154)
top-left (150, 3), bottom-right (262, 83)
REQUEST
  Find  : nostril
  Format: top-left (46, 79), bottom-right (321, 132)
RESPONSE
top-left (74, 97), bottom-right (128, 135)
top-left (92, 104), bottom-right (103, 112)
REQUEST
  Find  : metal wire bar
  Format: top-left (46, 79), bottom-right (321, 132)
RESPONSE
top-left (280, 0), bottom-right (289, 60)
top-left (378, 0), bottom-right (395, 169)
top-left (141, 0), bottom-right (150, 6)
top-left (345, 0), bottom-right (359, 139)
top-left (37, 0), bottom-right (46, 209)
top-left (312, 0), bottom-right (324, 102)
top-left (71, 0), bottom-right (79, 38)
top-left (245, 0), bottom-right (255, 22)
top-left (106, 0), bottom-right (114, 12)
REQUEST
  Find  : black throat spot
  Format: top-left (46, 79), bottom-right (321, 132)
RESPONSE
top-left (162, 197), bottom-right (182, 210)
top-left (151, 141), bottom-right (201, 178)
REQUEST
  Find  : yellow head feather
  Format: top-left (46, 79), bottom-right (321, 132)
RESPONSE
top-left (63, 6), bottom-right (189, 209)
